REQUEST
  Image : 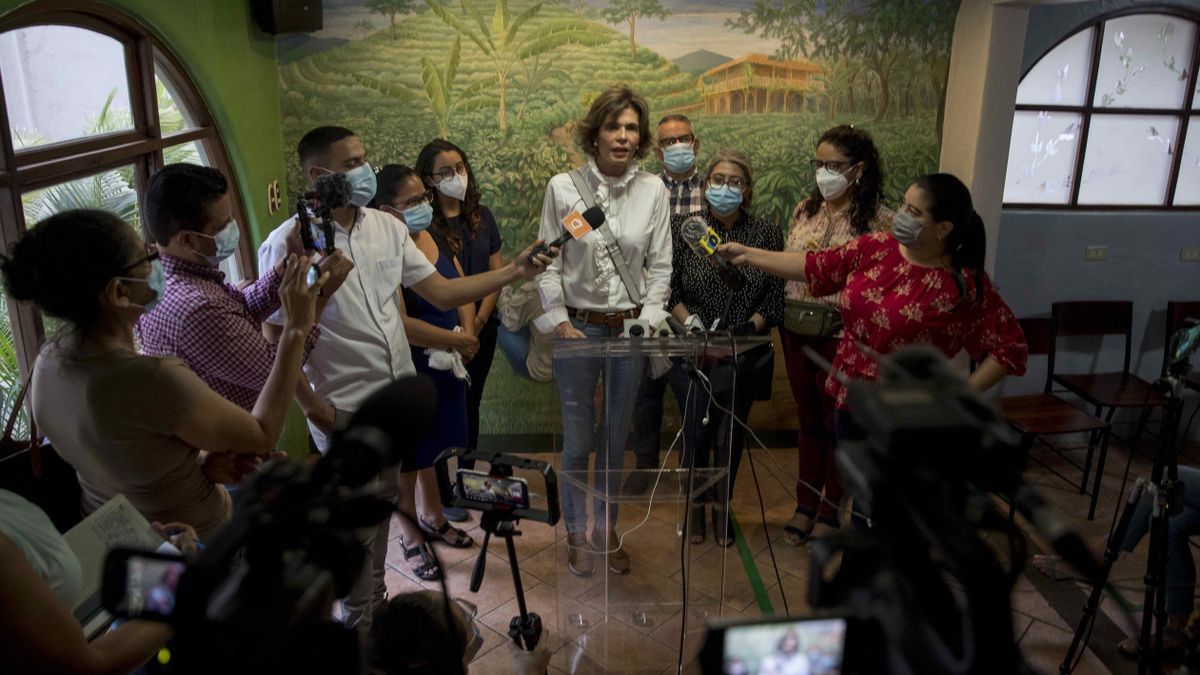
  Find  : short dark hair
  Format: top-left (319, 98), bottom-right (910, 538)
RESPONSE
top-left (575, 84), bottom-right (651, 160)
top-left (370, 591), bottom-right (468, 675)
top-left (144, 164), bottom-right (228, 244)
top-left (297, 126), bottom-right (357, 169)
top-left (1, 209), bottom-right (137, 331)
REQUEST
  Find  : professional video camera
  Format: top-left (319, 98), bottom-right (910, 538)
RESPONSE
top-left (101, 376), bottom-right (437, 675)
top-left (700, 345), bottom-right (1091, 674)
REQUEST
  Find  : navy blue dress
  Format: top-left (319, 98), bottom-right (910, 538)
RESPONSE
top-left (404, 234), bottom-right (468, 470)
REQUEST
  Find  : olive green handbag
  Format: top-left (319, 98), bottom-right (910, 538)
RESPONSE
top-left (784, 299), bottom-right (843, 337)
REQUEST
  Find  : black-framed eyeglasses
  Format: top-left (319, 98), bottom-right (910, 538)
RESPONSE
top-left (429, 163), bottom-right (468, 183)
top-left (707, 174), bottom-right (747, 190)
top-left (809, 159), bottom-right (855, 173)
top-left (119, 243), bottom-right (159, 275)
top-left (658, 134), bottom-right (694, 148)
top-left (394, 190), bottom-right (434, 211)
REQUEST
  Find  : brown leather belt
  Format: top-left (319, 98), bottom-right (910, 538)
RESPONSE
top-left (567, 306), bottom-right (639, 328)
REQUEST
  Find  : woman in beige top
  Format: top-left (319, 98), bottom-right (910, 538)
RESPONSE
top-left (2, 209), bottom-right (324, 539)
top-left (780, 125), bottom-right (894, 544)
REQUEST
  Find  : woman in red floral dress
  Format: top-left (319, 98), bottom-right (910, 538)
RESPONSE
top-left (719, 173), bottom-right (1027, 528)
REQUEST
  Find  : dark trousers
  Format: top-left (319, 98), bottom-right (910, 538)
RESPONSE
top-left (630, 372), bottom-right (669, 469)
top-left (666, 361), bottom-right (754, 506)
top-left (462, 317), bottom-right (499, 468)
top-left (781, 329), bottom-right (841, 525)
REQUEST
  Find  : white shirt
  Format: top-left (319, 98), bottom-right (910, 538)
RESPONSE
top-left (259, 207), bottom-right (436, 421)
top-left (0, 489), bottom-right (83, 608)
top-left (534, 158), bottom-right (672, 333)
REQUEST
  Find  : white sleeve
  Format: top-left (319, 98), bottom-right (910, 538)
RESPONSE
top-left (257, 223), bottom-right (290, 326)
top-left (534, 177), bottom-right (569, 334)
top-left (637, 184), bottom-right (673, 329)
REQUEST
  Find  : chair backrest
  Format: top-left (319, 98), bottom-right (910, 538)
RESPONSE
top-left (1164, 301), bottom-right (1200, 375)
top-left (1046, 301), bottom-right (1134, 392)
top-left (1019, 317), bottom-right (1052, 356)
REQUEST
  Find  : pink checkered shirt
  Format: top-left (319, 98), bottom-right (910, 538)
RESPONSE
top-left (136, 254), bottom-right (320, 410)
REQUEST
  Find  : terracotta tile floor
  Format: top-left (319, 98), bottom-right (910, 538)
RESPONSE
top-left (375, 430), bottom-right (1197, 674)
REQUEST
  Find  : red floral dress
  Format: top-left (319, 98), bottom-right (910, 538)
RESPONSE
top-left (805, 232), bottom-right (1028, 410)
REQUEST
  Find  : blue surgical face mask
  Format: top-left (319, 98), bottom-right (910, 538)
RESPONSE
top-left (400, 201), bottom-right (434, 234)
top-left (192, 221), bottom-right (240, 267)
top-left (120, 259), bottom-right (165, 313)
top-left (344, 162), bottom-right (377, 207)
top-left (662, 142), bottom-right (696, 174)
top-left (705, 184), bottom-right (743, 216)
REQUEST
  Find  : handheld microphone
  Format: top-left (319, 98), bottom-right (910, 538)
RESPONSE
top-left (528, 206), bottom-right (605, 265)
top-left (664, 315), bottom-right (688, 337)
top-left (680, 216), bottom-right (746, 291)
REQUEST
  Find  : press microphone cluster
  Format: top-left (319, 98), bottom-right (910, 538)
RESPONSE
top-left (680, 216), bottom-right (746, 291)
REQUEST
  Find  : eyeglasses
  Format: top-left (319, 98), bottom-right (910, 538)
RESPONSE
top-left (658, 134), bottom-right (694, 148)
top-left (707, 174), bottom-right (746, 190)
top-left (429, 163), bottom-right (468, 183)
top-left (393, 190), bottom-right (434, 211)
top-left (119, 243), bottom-right (159, 275)
top-left (809, 159), bottom-right (855, 173)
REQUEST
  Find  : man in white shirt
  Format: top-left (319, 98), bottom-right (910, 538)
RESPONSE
top-left (535, 85), bottom-right (672, 577)
top-left (259, 125), bottom-right (551, 632)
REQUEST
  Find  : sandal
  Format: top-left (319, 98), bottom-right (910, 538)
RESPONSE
top-left (1031, 554), bottom-right (1084, 582)
top-left (419, 516), bottom-right (474, 548)
top-left (402, 539), bottom-right (441, 581)
top-left (1118, 627), bottom-right (1190, 659)
top-left (712, 506), bottom-right (734, 548)
top-left (688, 504), bottom-right (706, 545)
top-left (783, 509), bottom-right (814, 546)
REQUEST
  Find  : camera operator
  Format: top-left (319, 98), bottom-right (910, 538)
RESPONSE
top-left (2, 210), bottom-right (325, 539)
top-left (369, 590), bottom-right (550, 675)
top-left (257, 126), bottom-right (553, 631)
top-left (718, 173), bottom-right (1027, 524)
top-left (136, 164), bottom-right (354, 481)
top-left (0, 488), bottom-right (199, 674)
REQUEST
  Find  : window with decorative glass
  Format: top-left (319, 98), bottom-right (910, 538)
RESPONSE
top-left (0, 4), bottom-right (251, 438)
top-left (1003, 11), bottom-right (1200, 208)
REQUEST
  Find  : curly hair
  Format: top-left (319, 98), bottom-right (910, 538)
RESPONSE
top-left (575, 84), bottom-right (652, 161)
top-left (416, 139), bottom-right (481, 253)
top-left (800, 125), bottom-right (885, 235)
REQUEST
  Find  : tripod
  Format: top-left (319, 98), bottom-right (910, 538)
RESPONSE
top-left (470, 510), bottom-right (543, 651)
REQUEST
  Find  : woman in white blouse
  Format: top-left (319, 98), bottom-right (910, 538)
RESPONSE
top-left (535, 84), bottom-right (672, 578)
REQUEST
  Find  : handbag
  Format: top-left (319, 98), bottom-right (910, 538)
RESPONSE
top-left (784, 299), bottom-right (843, 337)
top-left (0, 373), bottom-right (82, 532)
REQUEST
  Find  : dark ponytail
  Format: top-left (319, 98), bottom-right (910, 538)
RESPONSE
top-left (800, 125), bottom-right (885, 235)
top-left (1, 209), bottom-right (134, 331)
top-left (911, 173), bottom-right (987, 308)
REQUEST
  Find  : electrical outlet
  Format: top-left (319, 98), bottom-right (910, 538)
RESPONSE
top-left (1181, 246), bottom-right (1200, 262)
top-left (1084, 245), bottom-right (1108, 261)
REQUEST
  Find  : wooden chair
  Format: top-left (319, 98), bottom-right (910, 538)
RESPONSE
top-left (1048, 301), bottom-right (1163, 448)
top-left (997, 318), bottom-right (1112, 519)
top-left (1163, 301), bottom-right (1200, 392)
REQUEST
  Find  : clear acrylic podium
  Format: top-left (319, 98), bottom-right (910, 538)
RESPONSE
top-left (548, 335), bottom-right (770, 673)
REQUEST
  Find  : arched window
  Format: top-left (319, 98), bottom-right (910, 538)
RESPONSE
top-left (0, 3), bottom-right (252, 437)
top-left (1003, 10), bottom-right (1200, 209)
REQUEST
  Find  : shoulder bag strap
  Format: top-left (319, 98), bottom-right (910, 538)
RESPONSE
top-left (567, 168), bottom-right (643, 307)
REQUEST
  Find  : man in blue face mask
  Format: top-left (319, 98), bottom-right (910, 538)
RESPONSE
top-left (257, 126), bottom-right (556, 636)
top-left (137, 163), bottom-right (356, 477)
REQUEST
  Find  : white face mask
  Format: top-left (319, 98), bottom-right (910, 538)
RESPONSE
top-left (436, 173), bottom-right (468, 201)
top-left (816, 166), bottom-right (852, 201)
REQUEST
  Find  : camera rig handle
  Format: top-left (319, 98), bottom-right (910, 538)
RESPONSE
top-left (432, 447), bottom-right (560, 526)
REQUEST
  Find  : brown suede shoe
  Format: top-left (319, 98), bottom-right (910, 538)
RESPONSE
top-left (567, 532), bottom-right (595, 577)
top-left (592, 529), bottom-right (631, 575)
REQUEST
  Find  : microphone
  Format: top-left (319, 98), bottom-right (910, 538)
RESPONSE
top-left (680, 216), bottom-right (746, 291)
top-left (664, 315), bottom-right (687, 337)
top-left (528, 206), bottom-right (605, 264)
top-left (316, 375), bottom-right (437, 489)
top-left (314, 171), bottom-right (352, 211)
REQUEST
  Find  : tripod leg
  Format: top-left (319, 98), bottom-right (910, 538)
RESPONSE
top-left (1060, 479), bottom-right (1145, 675)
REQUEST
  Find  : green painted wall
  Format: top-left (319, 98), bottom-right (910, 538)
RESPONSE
top-left (0, 0), bottom-right (310, 454)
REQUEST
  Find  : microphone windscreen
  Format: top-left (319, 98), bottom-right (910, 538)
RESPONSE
top-left (681, 216), bottom-right (708, 243)
top-left (314, 172), bottom-right (352, 210)
top-left (582, 206), bottom-right (606, 228)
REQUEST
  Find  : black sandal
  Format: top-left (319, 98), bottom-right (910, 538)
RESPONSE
top-left (402, 539), bottom-right (441, 581)
top-left (419, 516), bottom-right (474, 548)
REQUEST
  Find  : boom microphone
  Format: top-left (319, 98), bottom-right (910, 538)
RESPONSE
top-left (680, 216), bottom-right (746, 291)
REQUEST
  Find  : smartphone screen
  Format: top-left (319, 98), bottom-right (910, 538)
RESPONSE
top-left (722, 618), bottom-right (847, 674)
top-left (457, 469), bottom-right (530, 509)
top-left (1172, 322), bottom-right (1200, 364)
top-left (117, 554), bottom-right (187, 620)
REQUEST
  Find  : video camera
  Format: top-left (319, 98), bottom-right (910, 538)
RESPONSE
top-left (701, 346), bottom-right (1062, 674)
top-left (100, 376), bottom-right (437, 675)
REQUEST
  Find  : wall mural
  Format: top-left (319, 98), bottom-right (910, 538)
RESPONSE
top-left (276, 0), bottom-right (960, 435)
